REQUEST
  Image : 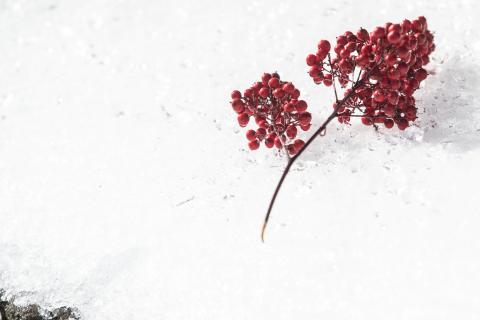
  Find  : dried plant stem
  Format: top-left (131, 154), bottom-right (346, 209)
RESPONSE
top-left (260, 69), bottom-right (376, 242)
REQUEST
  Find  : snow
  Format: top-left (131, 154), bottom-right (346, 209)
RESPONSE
top-left (0, 0), bottom-right (480, 319)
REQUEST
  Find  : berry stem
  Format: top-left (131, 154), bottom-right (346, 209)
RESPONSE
top-left (261, 64), bottom-right (379, 242)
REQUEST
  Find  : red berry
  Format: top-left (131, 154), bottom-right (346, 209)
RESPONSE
top-left (256, 128), bottom-right (267, 139)
top-left (402, 19), bottom-right (412, 32)
top-left (298, 112), bottom-right (312, 126)
top-left (258, 87), bottom-right (269, 99)
top-left (373, 89), bottom-right (385, 102)
top-left (261, 73), bottom-right (272, 85)
top-left (396, 118), bottom-right (409, 130)
top-left (383, 104), bottom-right (395, 117)
top-left (274, 137), bottom-right (283, 149)
top-left (286, 125), bottom-right (297, 139)
top-left (300, 124), bottom-right (311, 131)
top-left (283, 102), bottom-right (295, 112)
top-left (415, 68), bottom-right (428, 81)
top-left (339, 49), bottom-right (350, 59)
top-left (357, 28), bottom-right (370, 41)
top-left (306, 54), bottom-right (317, 66)
top-left (384, 118), bottom-right (394, 128)
top-left (318, 40), bottom-right (331, 54)
top-left (295, 100), bottom-right (308, 112)
top-left (412, 19), bottom-right (423, 32)
top-left (361, 117), bottom-right (373, 126)
top-left (387, 31), bottom-right (401, 44)
top-left (283, 82), bottom-right (295, 93)
top-left (273, 88), bottom-right (285, 98)
top-left (293, 139), bottom-right (305, 151)
top-left (385, 53), bottom-right (397, 66)
top-left (248, 140), bottom-right (260, 150)
top-left (291, 89), bottom-right (301, 99)
top-left (257, 119), bottom-right (267, 129)
top-left (246, 129), bottom-right (256, 141)
top-left (405, 107), bottom-right (417, 120)
top-left (237, 113), bottom-right (249, 127)
top-left (287, 144), bottom-right (297, 155)
top-left (371, 27), bottom-right (385, 41)
top-left (264, 138), bottom-right (274, 148)
top-left (345, 42), bottom-right (356, 52)
top-left (309, 65), bottom-right (322, 78)
top-left (268, 77), bottom-right (280, 88)
top-left (232, 99), bottom-right (245, 113)
top-left (231, 90), bottom-right (241, 100)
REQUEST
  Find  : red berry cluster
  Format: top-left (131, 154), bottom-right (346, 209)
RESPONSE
top-left (230, 73), bottom-right (311, 155)
top-left (306, 16), bottom-right (435, 130)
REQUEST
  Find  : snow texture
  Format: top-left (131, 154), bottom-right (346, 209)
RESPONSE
top-left (0, 0), bottom-right (480, 319)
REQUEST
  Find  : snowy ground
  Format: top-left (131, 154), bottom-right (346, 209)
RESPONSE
top-left (1, 0), bottom-right (480, 319)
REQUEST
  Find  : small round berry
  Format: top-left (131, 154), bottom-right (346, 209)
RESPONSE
top-left (246, 129), bottom-right (256, 141)
top-left (384, 118), bottom-right (394, 129)
top-left (298, 112), bottom-right (312, 126)
top-left (318, 40), bottom-right (331, 54)
top-left (397, 61), bottom-right (409, 75)
top-left (287, 144), bottom-right (297, 155)
top-left (231, 99), bottom-right (245, 113)
top-left (415, 68), bottom-right (428, 81)
top-left (261, 73), bottom-right (272, 85)
top-left (345, 42), bottom-right (356, 52)
top-left (257, 119), bottom-right (268, 129)
top-left (383, 104), bottom-right (395, 117)
top-left (268, 77), bottom-right (280, 88)
top-left (274, 136), bottom-right (283, 149)
top-left (291, 89), bottom-right (301, 99)
top-left (361, 117), bottom-right (373, 126)
top-left (396, 118), bottom-right (409, 130)
top-left (421, 55), bottom-right (430, 66)
top-left (339, 49), bottom-right (350, 59)
top-left (283, 102), bottom-right (295, 112)
top-left (258, 87), bottom-right (269, 99)
top-left (248, 140), bottom-right (260, 150)
top-left (385, 53), bottom-right (397, 66)
top-left (231, 90), bottom-right (241, 100)
top-left (306, 54), bottom-right (317, 66)
top-left (256, 127), bottom-right (267, 138)
top-left (411, 19), bottom-right (423, 32)
top-left (357, 28), bottom-right (370, 42)
top-left (293, 139), bottom-right (305, 151)
top-left (300, 124), bottom-right (311, 131)
top-left (309, 65), bottom-right (322, 78)
top-left (244, 88), bottom-right (253, 97)
top-left (371, 27), bottom-right (386, 41)
top-left (387, 91), bottom-right (399, 105)
top-left (237, 113), bottom-right (249, 127)
top-left (388, 68), bottom-right (400, 80)
top-left (286, 125), bottom-right (297, 139)
top-left (295, 100), bottom-right (308, 112)
top-left (264, 138), bottom-right (274, 148)
top-left (373, 89), bottom-right (385, 102)
top-left (418, 16), bottom-right (427, 26)
top-left (402, 19), bottom-right (412, 32)
top-left (273, 88), bottom-right (285, 98)
top-left (405, 107), bottom-right (417, 121)
top-left (283, 82), bottom-right (295, 93)
top-left (323, 73), bottom-right (333, 86)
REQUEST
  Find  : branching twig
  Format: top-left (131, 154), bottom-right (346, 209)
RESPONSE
top-left (261, 63), bottom-right (380, 241)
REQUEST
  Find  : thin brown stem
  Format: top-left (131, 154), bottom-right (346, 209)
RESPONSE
top-left (261, 63), bottom-right (380, 242)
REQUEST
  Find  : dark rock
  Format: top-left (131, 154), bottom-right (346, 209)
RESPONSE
top-left (0, 290), bottom-right (80, 320)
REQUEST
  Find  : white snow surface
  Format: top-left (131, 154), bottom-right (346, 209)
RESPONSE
top-left (1, 0), bottom-right (480, 319)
